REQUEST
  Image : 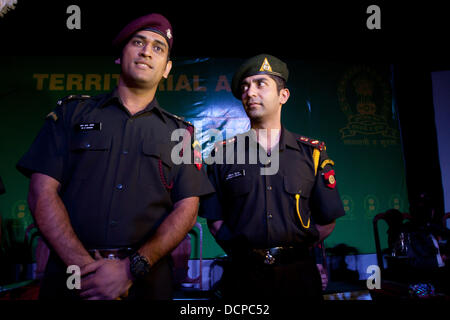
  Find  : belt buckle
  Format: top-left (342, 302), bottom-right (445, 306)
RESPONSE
top-left (107, 253), bottom-right (120, 260)
top-left (90, 249), bottom-right (128, 260)
top-left (264, 250), bottom-right (275, 265)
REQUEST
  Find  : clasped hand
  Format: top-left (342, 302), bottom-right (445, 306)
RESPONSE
top-left (79, 251), bottom-right (133, 300)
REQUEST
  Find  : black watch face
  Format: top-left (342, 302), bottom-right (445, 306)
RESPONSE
top-left (132, 255), bottom-right (150, 278)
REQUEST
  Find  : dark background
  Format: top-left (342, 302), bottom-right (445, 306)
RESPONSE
top-left (1, 0), bottom-right (449, 217)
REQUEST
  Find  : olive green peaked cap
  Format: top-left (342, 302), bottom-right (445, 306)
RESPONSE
top-left (231, 54), bottom-right (289, 100)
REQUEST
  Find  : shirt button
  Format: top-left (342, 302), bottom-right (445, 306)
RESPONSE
top-left (268, 213), bottom-right (273, 219)
top-left (116, 184), bottom-right (123, 190)
top-left (267, 186), bottom-right (272, 190)
top-left (85, 143), bottom-right (91, 148)
top-left (110, 220), bottom-right (118, 227)
top-left (122, 150), bottom-right (129, 155)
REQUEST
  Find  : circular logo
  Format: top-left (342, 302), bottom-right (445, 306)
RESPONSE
top-left (340, 195), bottom-right (355, 220)
top-left (364, 194), bottom-right (380, 219)
top-left (11, 199), bottom-right (29, 219)
top-left (389, 194), bottom-right (403, 211)
top-left (328, 175), bottom-right (336, 185)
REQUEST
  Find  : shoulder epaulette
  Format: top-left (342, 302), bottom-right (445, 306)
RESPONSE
top-left (297, 136), bottom-right (326, 151)
top-left (56, 94), bottom-right (91, 106)
top-left (47, 94), bottom-right (90, 121)
top-left (213, 136), bottom-right (236, 153)
top-left (160, 109), bottom-right (193, 127)
top-left (215, 136), bottom-right (236, 147)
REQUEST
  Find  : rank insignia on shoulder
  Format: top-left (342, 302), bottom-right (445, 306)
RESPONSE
top-left (161, 109), bottom-right (193, 126)
top-left (46, 111), bottom-right (58, 122)
top-left (298, 136), bottom-right (326, 151)
top-left (323, 169), bottom-right (336, 189)
top-left (179, 126), bottom-right (201, 170)
top-left (320, 159), bottom-right (335, 169)
top-left (192, 140), bottom-right (200, 149)
top-left (192, 139), bottom-right (203, 170)
top-left (221, 137), bottom-right (236, 145)
top-left (214, 137), bottom-right (236, 152)
top-left (56, 94), bottom-right (91, 106)
top-left (176, 115), bottom-right (192, 126)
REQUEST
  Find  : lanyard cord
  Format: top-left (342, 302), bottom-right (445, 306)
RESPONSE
top-left (295, 192), bottom-right (310, 229)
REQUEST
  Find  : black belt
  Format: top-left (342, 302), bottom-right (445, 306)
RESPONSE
top-left (88, 247), bottom-right (135, 260)
top-left (233, 246), bottom-right (311, 265)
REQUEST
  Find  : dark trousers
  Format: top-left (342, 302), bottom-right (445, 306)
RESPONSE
top-left (221, 256), bottom-right (323, 301)
top-left (39, 251), bottom-right (173, 300)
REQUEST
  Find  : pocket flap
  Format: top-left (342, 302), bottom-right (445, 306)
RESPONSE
top-left (70, 133), bottom-right (111, 151)
top-left (224, 175), bottom-right (251, 196)
top-left (283, 176), bottom-right (312, 198)
top-left (142, 140), bottom-right (173, 167)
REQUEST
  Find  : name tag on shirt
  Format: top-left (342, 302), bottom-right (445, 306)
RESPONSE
top-left (75, 123), bottom-right (102, 131)
top-left (226, 169), bottom-right (245, 181)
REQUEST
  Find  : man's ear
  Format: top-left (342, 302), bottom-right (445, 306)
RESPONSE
top-left (279, 88), bottom-right (290, 105)
top-left (163, 60), bottom-right (173, 79)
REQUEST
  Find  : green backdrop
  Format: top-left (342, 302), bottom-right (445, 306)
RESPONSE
top-left (0, 56), bottom-right (407, 261)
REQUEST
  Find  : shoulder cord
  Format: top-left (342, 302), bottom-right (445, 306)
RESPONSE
top-left (293, 145), bottom-right (321, 229)
top-left (159, 159), bottom-right (173, 190)
top-left (295, 192), bottom-right (310, 229)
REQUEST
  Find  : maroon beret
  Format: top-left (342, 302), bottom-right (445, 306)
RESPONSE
top-left (112, 13), bottom-right (173, 51)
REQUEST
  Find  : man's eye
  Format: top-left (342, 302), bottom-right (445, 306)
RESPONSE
top-left (133, 40), bottom-right (144, 46)
top-left (154, 46), bottom-right (163, 53)
top-left (241, 85), bottom-right (249, 92)
top-left (257, 81), bottom-right (266, 87)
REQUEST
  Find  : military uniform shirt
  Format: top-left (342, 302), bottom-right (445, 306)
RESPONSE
top-left (17, 90), bottom-right (214, 249)
top-left (199, 127), bottom-right (345, 249)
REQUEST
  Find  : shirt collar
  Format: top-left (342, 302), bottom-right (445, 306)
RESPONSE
top-left (244, 126), bottom-right (300, 152)
top-left (280, 127), bottom-right (301, 152)
top-left (98, 88), bottom-right (166, 123)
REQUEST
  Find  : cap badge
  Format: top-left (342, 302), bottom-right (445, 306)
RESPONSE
top-left (259, 57), bottom-right (273, 72)
top-left (166, 29), bottom-right (172, 40)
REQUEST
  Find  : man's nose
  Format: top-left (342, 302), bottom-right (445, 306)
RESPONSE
top-left (245, 84), bottom-right (258, 98)
top-left (139, 44), bottom-right (152, 58)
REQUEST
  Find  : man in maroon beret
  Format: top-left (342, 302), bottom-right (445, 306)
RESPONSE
top-left (112, 13), bottom-right (174, 53)
top-left (17, 13), bottom-right (214, 300)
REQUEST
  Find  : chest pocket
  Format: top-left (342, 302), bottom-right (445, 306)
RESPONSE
top-left (140, 140), bottom-right (174, 189)
top-left (223, 174), bottom-right (251, 197)
top-left (221, 174), bottom-right (251, 218)
top-left (283, 176), bottom-right (314, 229)
top-left (69, 133), bottom-right (111, 180)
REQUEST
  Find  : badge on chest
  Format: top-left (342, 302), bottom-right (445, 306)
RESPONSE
top-left (225, 169), bottom-right (246, 181)
top-left (74, 123), bottom-right (102, 132)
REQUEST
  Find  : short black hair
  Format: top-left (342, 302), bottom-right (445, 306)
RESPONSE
top-left (269, 74), bottom-right (287, 93)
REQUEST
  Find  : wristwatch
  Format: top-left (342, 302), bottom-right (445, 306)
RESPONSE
top-left (129, 252), bottom-right (151, 280)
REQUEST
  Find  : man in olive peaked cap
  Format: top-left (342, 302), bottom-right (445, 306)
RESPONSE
top-left (231, 53), bottom-right (289, 99)
top-left (200, 54), bottom-right (345, 299)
